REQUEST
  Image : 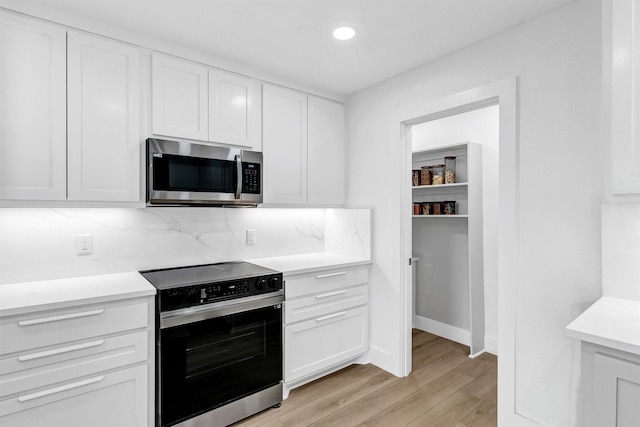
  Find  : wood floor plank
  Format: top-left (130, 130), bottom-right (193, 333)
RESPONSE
top-left (288, 364), bottom-right (383, 404)
top-left (357, 370), bottom-right (476, 426)
top-left (406, 390), bottom-right (482, 427)
top-left (453, 356), bottom-right (496, 379)
top-left (279, 369), bottom-right (397, 427)
top-left (235, 329), bottom-right (497, 427)
top-left (459, 394), bottom-right (498, 427)
top-left (307, 400), bottom-right (381, 427)
top-left (411, 349), bottom-right (470, 386)
top-left (363, 374), bottom-right (423, 410)
top-left (460, 366), bottom-right (497, 401)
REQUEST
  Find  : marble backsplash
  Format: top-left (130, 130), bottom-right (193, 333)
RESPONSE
top-left (0, 207), bottom-right (370, 285)
top-left (602, 203), bottom-right (640, 300)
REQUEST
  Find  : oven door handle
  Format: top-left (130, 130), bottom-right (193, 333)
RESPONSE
top-left (160, 293), bottom-right (283, 329)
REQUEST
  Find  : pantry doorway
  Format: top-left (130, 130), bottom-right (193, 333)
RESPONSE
top-left (398, 78), bottom-right (518, 425)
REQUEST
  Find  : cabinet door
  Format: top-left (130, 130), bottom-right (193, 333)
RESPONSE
top-left (308, 96), bottom-right (345, 205)
top-left (0, 12), bottom-right (66, 200)
top-left (0, 364), bottom-right (148, 427)
top-left (593, 352), bottom-right (640, 427)
top-left (152, 55), bottom-right (208, 141)
top-left (208, 69), bottom-right (261, 151)
top-left (611, 0), bottom-right (640, 194)
top-left (67, 32), bottom-right (140, 201)
top-left (262, 84), bottom-right (308, 204)
top-left (284, 305), bottom-right (368, 383)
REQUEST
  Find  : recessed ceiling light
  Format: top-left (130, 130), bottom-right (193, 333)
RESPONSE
top-left (332, 26), bottom-right (356, 41)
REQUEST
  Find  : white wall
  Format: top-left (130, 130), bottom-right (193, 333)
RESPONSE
top-left (346, 2), bottom-right (603, 426)
top-left (412, 106), bottom-right (500, 353)
top-left (0, 208), bottom-right (370, 285)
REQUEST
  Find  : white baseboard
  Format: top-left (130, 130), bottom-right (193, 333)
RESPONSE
top-left (484, 335), bottom-right (498, 355)
top-left (413, 315), bottom-right (470, 346)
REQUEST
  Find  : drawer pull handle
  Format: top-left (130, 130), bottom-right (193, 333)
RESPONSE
top-left (18, 375), bottom-right (105, 402)
top-left (18, 309), bottom-right (105, 326)
top-left (315, 272), bottom-right (347, 279)
top-left (315, 290), bottom-right (347, 299)
top-left (316, 311), bottom-right (347, 322)
top-left (18, 340), bottom-right (105, 362)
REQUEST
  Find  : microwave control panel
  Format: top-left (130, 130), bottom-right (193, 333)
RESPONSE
top-left (242, 162), bottom-right (261, 194)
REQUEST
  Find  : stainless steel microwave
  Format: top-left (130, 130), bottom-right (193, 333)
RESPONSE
top-left (146, 138), bottom-right (262, 206)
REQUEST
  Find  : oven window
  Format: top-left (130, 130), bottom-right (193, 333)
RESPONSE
top-left (159, 304), bottom-right (282, 427)
top-left (153, 154), bottom-right (236, 193)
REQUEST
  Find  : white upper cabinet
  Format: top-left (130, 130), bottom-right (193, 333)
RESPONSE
top-left (152, 55), bottom-right (208, 141)
top-left (67, 32), bottom-right (141, 201)
top-left (209, 69), bottom-right (261, 151)
top-left (308, 96), bottom-right (345, 205)
top-left (0, 12), bottom-right (66, 200)
top-left (262, 84), bottom-right (308, 204)
top-left (152, 55), bottom-right (262, 151)
top-left (262, 84), bottom-right (346, 206)
top-left (610, 0), bottom-right (640, 194)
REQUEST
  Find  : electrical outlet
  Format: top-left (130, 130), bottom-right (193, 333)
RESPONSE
top-left (246, 229), bottom-right (256, 246)
top-left (76, 234), bottom-right (93, 255)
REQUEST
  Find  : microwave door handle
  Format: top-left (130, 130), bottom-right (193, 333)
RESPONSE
top-left (234, 154), bottom-right (242, 199)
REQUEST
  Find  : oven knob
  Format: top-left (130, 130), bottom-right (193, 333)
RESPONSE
top-left (186, 288), bottom-right (200, 304)
top-left (166, 290), bottom-right (184, 309)
top-left (255, 278), bottom-right (267, 290)
top-left (268, 277), bottom-right (280, 288)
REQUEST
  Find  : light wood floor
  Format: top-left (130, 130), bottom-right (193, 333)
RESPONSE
top-left (234, 329), bottom-right (497, 427)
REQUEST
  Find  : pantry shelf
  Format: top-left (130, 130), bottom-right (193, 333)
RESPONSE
top-left (412, 215), bottom-right (468, 219)
top-left (411, 141), bottom-right (484, 357)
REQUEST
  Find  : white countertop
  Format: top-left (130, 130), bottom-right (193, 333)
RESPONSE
top-left (566, 296), bottom-right (640, 356)
top-left (0, 272), bottom-right (156, 317)
top-left (248, 252), bottom-right (371, 276)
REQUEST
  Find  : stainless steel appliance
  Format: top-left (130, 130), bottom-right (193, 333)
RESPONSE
top-left (140, 262), bottom-right (283, 427)
top-left (146, 138), bottom-right (263, 206)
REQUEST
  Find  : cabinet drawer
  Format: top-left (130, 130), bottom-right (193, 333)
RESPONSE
top-left (284, 305), bottom-right (368, 383)
top-left (0, 330), bottom-right (148, 397)
top-left (285, 266), bottom-right (369, 299)
top-left (285, 284), bottom-right (368, 325)
top-left (0, 301), bottom-right (149, 355)
top-left (0, 364), bottom-right (148, 426)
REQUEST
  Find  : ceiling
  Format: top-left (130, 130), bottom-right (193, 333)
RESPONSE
top-left (24, 0), bottom-right (572, 96)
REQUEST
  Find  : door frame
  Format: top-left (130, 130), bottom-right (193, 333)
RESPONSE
top-left (398, 77), bottom-right (518, 425)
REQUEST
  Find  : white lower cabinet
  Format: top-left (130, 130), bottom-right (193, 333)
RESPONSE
top-left (581, 344), bottom-right (640, 427)
top-left (283, 266), bottom-right (369, 394)
top-left (0, 297), bottom-right (154, 427)
top-left (0, 364), bottom-right (147, 427)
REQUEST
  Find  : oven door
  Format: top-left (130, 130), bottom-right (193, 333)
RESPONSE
top-left (157, 295), bottom-right (283, 427)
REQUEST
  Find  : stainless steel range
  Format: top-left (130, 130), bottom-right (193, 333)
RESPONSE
top-left (140, 262), bottom-right (283, 427)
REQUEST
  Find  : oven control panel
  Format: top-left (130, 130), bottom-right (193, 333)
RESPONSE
top-left (159, 273), bottom-right (283, 312)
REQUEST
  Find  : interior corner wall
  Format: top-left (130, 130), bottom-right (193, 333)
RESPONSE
top-left (345, 2), bottom-right (603, 426)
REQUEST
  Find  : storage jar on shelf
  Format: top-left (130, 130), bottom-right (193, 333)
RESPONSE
top-left (443, 200), bottom-right (456, 215)
top-left (444, 156), bottom-right (456, 184)
top-left (421, 202), bottom-right (432, 215)
top-left (412, 170), bottom-right (421, 186)
top-left (432, 165), bottom-right (445, 185)
top-left (420, 166), bottom-right (433, 186)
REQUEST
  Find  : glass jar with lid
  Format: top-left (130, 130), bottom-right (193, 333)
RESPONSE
top-left (432, 164), bottom-right (445, 185)
top-left (412, 170), bottom-right (421, 186)
top-left (444, 156), bottom-right (456, 184)
top-left (420, 166), bottom-right (432, 186)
